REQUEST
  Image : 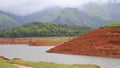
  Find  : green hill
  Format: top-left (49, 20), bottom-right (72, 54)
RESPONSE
top-left (103, 22), bottom-right (120, 28)
top-left (0, 11), bottom-right (20, 30)
top-left (82, 2), bottom-right (120, 23)
top-left (21, 8), bottom-right (106, 28)
top-left (3, 2), bottom-right (120, 28)
top-left (0, 22), bottom-right (92, 37)
top-left (40, 8), bottom-right (105, 27)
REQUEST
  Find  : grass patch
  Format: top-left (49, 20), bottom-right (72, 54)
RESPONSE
top-left (4, 59), bottom-right (99, 68)
top-left (103, 22), bottom-right (120, 28)
top-left (29, 37), bottom-right (73, 43)
top-left (0, 59), bottom-right (17, 68)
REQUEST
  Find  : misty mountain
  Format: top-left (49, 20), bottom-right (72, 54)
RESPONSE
top-left (24, 7), bottom-right (63, 23)
top-left (17, 2), bottom-right (120, 27)
top-left (82, 2), bottom-right (120, 24)
top-left (0, 10), bottom-right (21, 30)
top-left (8, 7), bottom-right (106, 27)
top-left (42, 8), bottom-right (106, 27)
top-left (3, 2), bottom-right (120, 28)
top-left (4, 12), bottom-right (24, 24)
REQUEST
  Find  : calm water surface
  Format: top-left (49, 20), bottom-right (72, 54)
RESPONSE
top-left (0, 45), bottom-right (120, 68)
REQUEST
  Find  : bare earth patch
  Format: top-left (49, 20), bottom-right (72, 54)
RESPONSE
top-left (0, 37), bottom-right (73, 46)
top-left (48, 28), bottom-right (120, 58)
top-left (13, 64), bottom-right (33, 68)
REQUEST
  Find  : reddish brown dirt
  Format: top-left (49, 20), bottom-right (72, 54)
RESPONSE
top-left (29, 40), bottom-right (62, 46)
top-left (0, 38), bottom-right (60, 46)
top-left (0, 56), bottom-right (9, 60)
top-left (48, 28), bottom-right (120, 58)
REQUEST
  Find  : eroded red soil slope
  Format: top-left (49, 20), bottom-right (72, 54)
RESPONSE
top-left (0, 37), bottom-right (72, 46)
top-left (48, 28), bottom-right (120, 58)
top-left (0, 38), bottom-right (58, 46)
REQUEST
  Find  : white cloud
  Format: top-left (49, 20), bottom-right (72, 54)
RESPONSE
top-left (0, 0), bottom-right (119, 15)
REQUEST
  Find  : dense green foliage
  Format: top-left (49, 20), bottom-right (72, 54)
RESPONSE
top-left (0, 59), bottom-right (17, 68)
top-left (103, 22), bottom-right (120, 27)
top-left (0, 22), bottom-right (92, 37)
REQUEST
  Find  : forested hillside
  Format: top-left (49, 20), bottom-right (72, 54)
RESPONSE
top-left (14, 8), bottom-right (106, 27)
top-left (0, 22), bottom-right (92, 37)
top-left (0, 11), bottom-right (20, 30)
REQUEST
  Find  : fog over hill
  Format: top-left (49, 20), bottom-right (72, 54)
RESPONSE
top-left (0, 10), bottom-right (20, 30)
top-left (0, 0), bottom-right (120, 29)
top-left (0, 0), bottom-right (120, 16)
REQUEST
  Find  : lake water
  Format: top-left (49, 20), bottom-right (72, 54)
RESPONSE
top-left (0, 45), bottom-right (120, 68)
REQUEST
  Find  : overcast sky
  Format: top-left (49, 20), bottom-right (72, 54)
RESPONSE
top-left (0, 0), bottom-right (119, 16)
